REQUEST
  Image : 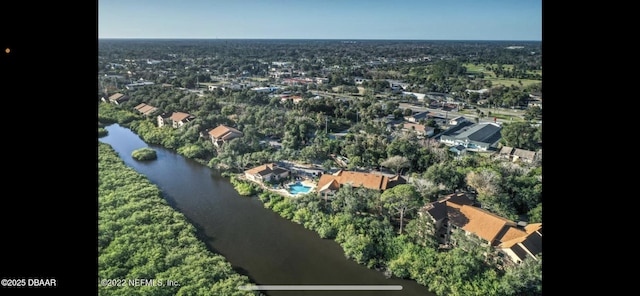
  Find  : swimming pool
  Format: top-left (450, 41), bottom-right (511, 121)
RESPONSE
top-left (288, 182), bottom-right (312, 195)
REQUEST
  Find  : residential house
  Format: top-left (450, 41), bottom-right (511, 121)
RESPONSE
top-left (439, 121), bottom-right (502, 151)
top-left (402, 91), bottom-right (426, 101)
top-left (170, 112), bottom-right (195, 128)
top-left (133, 103), bottom-right (158, 117)
top-left (441, 103), bottom-right (460, 112)
top-left (157, 112), bottom-right (195, 128)
top-left (244, 163), bottom-right (290, 183)
top-left (103, 93), bottom-right (130, 105)
top-left (527, 93), bottom-right (542, 108)
top-left (316, 170), bottom-right (406, 198)
top-left (496, 146), bottom-right (539, 164)
top-left (448, 116), bottom-right (468, 126)
top-left (315, 77), bottom-right (329, 84)
top-left (420, 193), bottom-right (542, 264)
top-left (281, 95), bottom-right (304, 104)
top-left (387, 79), bottom-right (409, 90)
top-left (404, 111), bottom-right (429, 123)
top-left (354, 77), bottom-right (367, 85)
top-left (449, 145), bottom-right (467, 157)
top-left (400, 122), bottom-right (434, 137)
top-left (208, 124), bottom-right (243, 148)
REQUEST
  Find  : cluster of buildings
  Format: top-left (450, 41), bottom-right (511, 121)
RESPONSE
top-left (239, 160), bottom-right (541, 266)
top-left (99, 48), bottom-right (541, 268)
top-left (100, 82), bottom-right (540, 266)
top-left (102, 94), bottom-right (244, 149)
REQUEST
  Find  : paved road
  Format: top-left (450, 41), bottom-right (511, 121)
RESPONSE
top-left (398, 103), bottom-right (522, 124)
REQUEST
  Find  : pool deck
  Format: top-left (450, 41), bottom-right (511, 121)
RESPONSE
top-left (299, 179), bottom-right (317, 189)
top-left (285, 179), bottom-right (317, 197)
top-left (242, 174), bottom-right (317, 198)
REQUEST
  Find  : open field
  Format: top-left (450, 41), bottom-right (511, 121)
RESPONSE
top-left (488, 78), bottom-right (541, 88)
top-left (464, 63), bottom-right (542, 88)
top-left (458, 108), bottom-right (524, 122)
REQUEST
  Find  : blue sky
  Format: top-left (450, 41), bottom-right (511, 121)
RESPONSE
top-left (98, 0), bottom-right (541, 41)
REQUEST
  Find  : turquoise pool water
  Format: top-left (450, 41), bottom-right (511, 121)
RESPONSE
top-left (289, 182), bottom-right (312, 195)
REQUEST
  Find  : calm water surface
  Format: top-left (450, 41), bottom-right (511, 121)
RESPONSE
top-left (99, 124), bottom-right (436, 296)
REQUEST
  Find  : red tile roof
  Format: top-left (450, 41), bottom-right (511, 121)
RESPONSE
top-left (208, 125), bottom-right (243, 140)
top-left (316, 170), bottom-right (397, 192)
top-left (244, 163), bottom-right (288, 176)
top-left (170, 112), bottom-right (192, 122)
top-left (108, 93), bottom-right (129, 102)
top-left (134, 103), bottom-right (158, 115)
top-left (449, 204), bottom-right (517, 244)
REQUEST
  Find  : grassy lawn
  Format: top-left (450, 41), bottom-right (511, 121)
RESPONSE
top-left (463, 63), bottom-right (542, 88)
top-left (488, 78), bottom-right (541, 88)
top-left (489, 113), bottom-right (522, 121)
top-left (459, 108), bottom-right (524, 122)
top-left (465, 64), bottom-right (488, 73)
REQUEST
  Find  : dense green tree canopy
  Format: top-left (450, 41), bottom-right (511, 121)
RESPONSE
top-left (98, 142), bottom-right (256, 295)
top-left (499, 121), bottom-right (541, 151)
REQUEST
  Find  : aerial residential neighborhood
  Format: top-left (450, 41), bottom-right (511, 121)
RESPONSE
top-left (99, 38), bottom-right (542, 296)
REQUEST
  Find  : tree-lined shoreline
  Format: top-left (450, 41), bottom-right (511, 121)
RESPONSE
top-left (98, 141), bottom-right (257, 296)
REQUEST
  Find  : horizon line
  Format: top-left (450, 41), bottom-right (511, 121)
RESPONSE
top-left (237, 285), bottom-right (404, 291)
top-left (98, 37), bottom-right (541, 42)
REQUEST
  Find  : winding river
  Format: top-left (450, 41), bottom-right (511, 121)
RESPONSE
top-left (99, 124), bottom-right (436, 296)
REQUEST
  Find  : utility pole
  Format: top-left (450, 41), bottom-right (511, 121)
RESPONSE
top-left (325, 116), bottom-right (328, 134)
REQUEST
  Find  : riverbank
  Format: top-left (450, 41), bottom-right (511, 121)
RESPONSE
top-left (98, 141), bottom-right (257, 296)
top-left (100, 123), bottom-right (439, 296)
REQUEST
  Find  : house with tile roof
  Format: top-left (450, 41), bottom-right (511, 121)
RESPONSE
top-left (133, 103), bottom-right (159, 117)
top-left (316, 170), bottom-right (405, 198)
top-left (169, 112), bottom-right (195, 128)
top-left (439, 121), bottom-right (502, 151)
top-left (400, 122), bottom-right (435, 137)
top-left (244, 163), bottom-right (290, 183)
top-left (208, 124), bottom-right (243, 148)
top-left (103, 92), bottom-right (130, 105)
top-left (496, 146), bottom-right (539, 164)
top-left (157, 112), bottom-right (195, 128)
top-left (420, 193), bottom-right (542, 264)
